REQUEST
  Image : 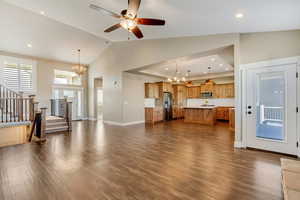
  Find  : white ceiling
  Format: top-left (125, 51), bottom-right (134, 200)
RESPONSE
top-left (4, 0), bottom-right (300, 42)
top-left (140, 55), bottom-right (233, 79)
top-left (0, 0), bottom-right (108, 64)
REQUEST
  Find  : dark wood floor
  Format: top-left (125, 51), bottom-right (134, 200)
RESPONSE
top-left (0, 120), bottom-right (289, 200)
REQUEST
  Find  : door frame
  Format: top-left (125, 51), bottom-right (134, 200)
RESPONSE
top-left (52, 85), bottom-right (84, 120)
top-left (240, 56), bottom-right (300, 157)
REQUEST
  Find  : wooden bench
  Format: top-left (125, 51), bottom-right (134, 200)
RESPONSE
top-left (281, 158), bottom-right (300, 200)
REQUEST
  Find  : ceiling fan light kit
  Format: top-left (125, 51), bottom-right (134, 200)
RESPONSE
top-left (89, 0), bottom-right (165, 39)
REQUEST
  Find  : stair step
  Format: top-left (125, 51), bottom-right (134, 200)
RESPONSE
top-left (46, 122), bottom-right (68, 128)
top-left (45, 126), bottom-right (69, 133)
top-left (46, 119), bottom-right (66, 123)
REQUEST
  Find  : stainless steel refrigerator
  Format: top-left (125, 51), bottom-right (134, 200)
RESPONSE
top-left (163, 92), bottom-right (173, 121)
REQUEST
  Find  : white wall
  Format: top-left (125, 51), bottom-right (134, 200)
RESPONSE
top-left (240, 30), bottom-right (300, 64)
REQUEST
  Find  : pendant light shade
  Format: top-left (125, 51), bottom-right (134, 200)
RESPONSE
top-left (72, 49), bottom-right (87, 76)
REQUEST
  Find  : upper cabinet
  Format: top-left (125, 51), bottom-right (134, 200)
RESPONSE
top-left (214, 83), bottom-right (234, 98)
top-left (200, 80), bottom-right (215, 93)
top-left (187, 86), bottom-right (201, 98)
top-left (145, 83), bottom-right (159, 98)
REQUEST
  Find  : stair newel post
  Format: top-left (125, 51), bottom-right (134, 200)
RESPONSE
top-left (64, 97), bottom-right (72, 132)
top-left (19, 92), bottom-right (24, 121)
top-left (40, 107), bottom-right (47, 141)
top-left (29, 95), bottom-right (36, 122)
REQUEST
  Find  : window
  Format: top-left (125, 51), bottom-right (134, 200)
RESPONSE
top-left (54, 70), bottom-right (81, 85)
top-left (0, 56), bottom-right (36, 93)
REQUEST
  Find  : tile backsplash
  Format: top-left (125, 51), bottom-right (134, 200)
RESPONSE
top-left (187, 98), bottom-right (235, 107)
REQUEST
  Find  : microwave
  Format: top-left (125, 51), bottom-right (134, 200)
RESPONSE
top-left (201, 92), bottom-right (213, 98)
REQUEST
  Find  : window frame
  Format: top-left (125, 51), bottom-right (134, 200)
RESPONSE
top-left (0, 55), bottom-right (37, 94)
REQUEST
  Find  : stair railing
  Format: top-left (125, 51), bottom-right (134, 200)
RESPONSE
top-left (0, 84), bottom-right (37, 123)
top-left (50, 97), bottom-right (72, 131)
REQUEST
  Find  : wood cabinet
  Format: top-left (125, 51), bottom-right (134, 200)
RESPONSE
top-left (214, 83), bottom-right (234, 98)
top-left (187, 86), bottom-right (201, 98)
top-left (172, 85), bottom-right (187, 118)
top-left (145, 107), bottom-right (163, 124)
top-left (201, 80), bottom-right (215, 93)
top-left (216, 107), bottom-right (233, 121)
top-left (145, 83), bottom-right (159, 98)
top-left (158, 82), bottom-right (173, 93)
top-left (229, 108), bottom-right (235, 132)
top-left (184, 108), bottom-right (216, 126)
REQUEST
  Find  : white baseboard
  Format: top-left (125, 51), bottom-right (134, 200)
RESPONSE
top-left (122, 121), bottom-right (145, 126)
top-left (234, 141), bottom-right (244, 148)
top-left (103, 120), bottom-right (124, 126)
top-left (103, 120), bottom-right (145, 126)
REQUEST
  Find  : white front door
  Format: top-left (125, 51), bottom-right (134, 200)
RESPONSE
top-left (246, 63), bottom-right (298, 155)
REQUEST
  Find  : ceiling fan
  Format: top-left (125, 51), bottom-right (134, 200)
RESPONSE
top-left (89, 0), bottom-right (165, 39)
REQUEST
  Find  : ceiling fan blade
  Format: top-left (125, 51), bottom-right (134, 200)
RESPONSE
top-left (104, 24), bottom-right (121, 33)
top-left (127, 0), bottom-right (141, 18)
top-left (89, 4), bottom-right (120, 18)
top-left (137, 18), bottom-right (165, 26)
top-left (131, 26), bottom-right (144, 39)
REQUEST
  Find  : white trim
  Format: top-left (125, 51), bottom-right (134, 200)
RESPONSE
top-left (297, 58), bottom-right (300, 157)
top-left (234, 141), bottom-right (244, 148)
top-left (103, 120), bottom-right (145, 126)
top-left (103, 120), bottom-right (124, 126)
top-left (241, 56), bottom-right (300, 156)
top-left (122, 121), bottom-right (145, 126)
top-left (240, 57), bottom-right (300, 70)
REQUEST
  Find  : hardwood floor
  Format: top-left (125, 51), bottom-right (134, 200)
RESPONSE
top-left (0, 120), bottom-right (290, 200)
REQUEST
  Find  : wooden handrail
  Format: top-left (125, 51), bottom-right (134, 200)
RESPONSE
top-left (0, 85), bottom-right (37, 124)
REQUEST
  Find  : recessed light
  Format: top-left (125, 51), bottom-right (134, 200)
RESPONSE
top-left (235, 13), bottom-right (244, 19)
top-left (211, 58), bottom-right (216, 62)
top-left (219, 63), bottom-right (224, 67)
top-left (165, 68), bottom-right (169, 70)
top-left (27, 44), bottom-right (32, 48)
top-left (203, 72), bottom-right (207, 74)
top-left (225, 68), bottom-right (229, 71)
top-left (40, 11), bottom-right (45, 15)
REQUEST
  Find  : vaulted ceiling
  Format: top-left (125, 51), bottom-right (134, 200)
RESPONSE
top-left (1, 0), bottom-right (300, 63)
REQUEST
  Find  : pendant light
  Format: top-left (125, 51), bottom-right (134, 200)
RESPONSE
top-left (72, 49), bottom-right (87, 76)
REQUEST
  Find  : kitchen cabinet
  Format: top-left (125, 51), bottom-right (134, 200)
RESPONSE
top-left (214, 83), bottom-right (234, 98)
top-left (145, 107), bottom-right (163, 123)
top-left (184, 108), bottom-right (216, 126)
top-left (200, 80), bottom-right (215, 93)
top-left (187, 86), bottom-right (201, 98)
top-left (229, 108), bottom-right (235, 132)
top-left (216, 107), bottom-right (233, 121)
top-left (172, 85), bottom-right (187, 118)
top-left (145, 83), bottom-right (159, 98)
top-left (158, 82), bottom-right (173, 93)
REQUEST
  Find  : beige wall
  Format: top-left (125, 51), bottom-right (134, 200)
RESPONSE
top-left (88, 33), bottom-right (240, 123)
top-left (240, 30), bottom-right (300, 64)
top-left (0, 51), bottom-right (88, 117)
top-left (122, 72), bottom-right (162, 123)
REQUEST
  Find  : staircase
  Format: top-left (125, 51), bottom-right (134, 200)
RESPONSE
top-left (45, 116), bottom-right (69, 133)
top-left (1, 84), bottom-right (72, 143)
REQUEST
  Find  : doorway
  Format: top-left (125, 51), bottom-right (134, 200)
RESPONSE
top-left (52, 87), bottom-right (84, 120)
top-left (94, 78), bottom-right (103, 120)
top-left (244, 60), bottom-right (298, 155)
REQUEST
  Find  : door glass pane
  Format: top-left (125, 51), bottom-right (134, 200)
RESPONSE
top-left (256, 72), bottom-right (285, 141)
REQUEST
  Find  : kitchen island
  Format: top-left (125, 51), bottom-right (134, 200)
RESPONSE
top-left (184, 107), bottom-right (216, 126)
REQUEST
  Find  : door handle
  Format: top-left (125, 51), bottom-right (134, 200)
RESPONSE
top-left (248, 105), bottom-right (252, 109)
top-left (247, 111), bottom-right (252, 115)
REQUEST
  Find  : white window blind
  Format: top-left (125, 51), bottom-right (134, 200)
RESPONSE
top-left (1, 56), bottom-right (36, 93)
